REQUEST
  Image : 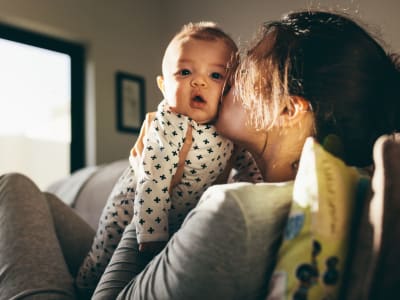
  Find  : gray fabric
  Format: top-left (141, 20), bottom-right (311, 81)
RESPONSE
top-left (341, 181), bottom-right (373, 300)
top-left (76, 153), bottom-right (263, 294)
top-left (45, 192), bottom-right (95, 277)
top-left (0, 173), bottom-right (77, 299)
top-left (93, 181), bottom-right (293, 300)
top-left (368, 134), bottom-right (400, 298)
top-left (0, 173), bottom-right (292, 300)
top-left (92, 224), bottom-right (154, 299)
top-left (73, 160), bottom-right (129, 229)
top-left (46, 165), bottom-right (98, 206)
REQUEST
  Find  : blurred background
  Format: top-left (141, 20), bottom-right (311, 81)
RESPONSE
top-left (0, 0), bottom-right (398, 188)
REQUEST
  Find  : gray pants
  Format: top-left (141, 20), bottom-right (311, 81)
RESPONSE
top-left (0, 173), bottom-right (153, 300)
top-left (0, 173), bottom-right (94, 299)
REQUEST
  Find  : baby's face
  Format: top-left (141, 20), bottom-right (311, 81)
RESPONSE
top-left (158, 38), bottom-right (232, 124)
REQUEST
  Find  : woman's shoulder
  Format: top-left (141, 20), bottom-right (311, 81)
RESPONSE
top-left (196, 181), bottom-right (294, 221)
top-left (203, 181), bottom-right (294, 201)
top-left (180, 181), bottom-right (294, 299)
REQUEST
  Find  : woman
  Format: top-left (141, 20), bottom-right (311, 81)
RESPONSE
top-left (1, 10), bottom-right (399, 300)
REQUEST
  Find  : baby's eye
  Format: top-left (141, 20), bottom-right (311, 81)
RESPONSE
top-left (179, 69), bottom-right (191, 76)
top-left (211, 72), bottom-right (224, 80)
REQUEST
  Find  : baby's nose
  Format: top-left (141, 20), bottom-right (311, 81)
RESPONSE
top-left (191, 76), bottom-right (207, 87)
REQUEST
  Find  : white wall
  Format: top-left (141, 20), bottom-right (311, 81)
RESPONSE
top-left (0, 0), bottom-right (163, 166)
top-left (1, 0), bottom-right (400, 169)
top-left (161, 0), bottom-right (400, 53)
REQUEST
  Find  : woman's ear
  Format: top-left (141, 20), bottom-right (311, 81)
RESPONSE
top-left (283, 96), bottom-right (311, 118)
top-left (279, 96), bottom-right (313, 129)
top-left (156, 75), bottom-right (165, 95)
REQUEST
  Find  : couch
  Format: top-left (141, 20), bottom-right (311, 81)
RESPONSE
top-left (45, 134), bottom-right (400, 299)
top-left (47, 159), bottom-right (129, 230)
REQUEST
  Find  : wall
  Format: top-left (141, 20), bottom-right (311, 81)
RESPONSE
top-left (161, 0), bottom-right (400, 53)
top-left (1, 0), bottom-right (400, 168)
top-left (0, 0), bottom-right (163, 166)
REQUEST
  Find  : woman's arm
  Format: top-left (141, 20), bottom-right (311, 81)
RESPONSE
top-left (93, 186), bottom-right (248, 300)
top-left (94, 182), bottom-right (293, 300)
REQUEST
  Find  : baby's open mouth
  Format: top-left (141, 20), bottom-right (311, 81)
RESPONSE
top-left (193, 95), bottom-right (205, 103)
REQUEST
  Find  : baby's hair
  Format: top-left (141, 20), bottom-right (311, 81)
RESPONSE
top-left (164, 21), bottom-right (238, 68)
top-left (163, 21), bottom-right (239, 92)
top-left (172, 21), bottom-right (238, 56)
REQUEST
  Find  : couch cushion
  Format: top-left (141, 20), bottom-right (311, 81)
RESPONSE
top-left (367, 134), bottom-right (400, 298)
top-left (340, 178), bottom-right (373, 300)
top-left (46, 166), bottom-right (98, 206)
top-left (73, 160), bottom-right (128, 229)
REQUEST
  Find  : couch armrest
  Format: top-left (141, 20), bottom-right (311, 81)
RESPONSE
top-left (73, 160), bottom-right (129, 229)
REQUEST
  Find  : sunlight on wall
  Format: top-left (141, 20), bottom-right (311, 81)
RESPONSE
top-left (0, 38), bottom-right (71, 189)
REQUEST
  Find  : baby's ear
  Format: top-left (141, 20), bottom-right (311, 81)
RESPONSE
top-left (156, 75), bottom-right (165, 94)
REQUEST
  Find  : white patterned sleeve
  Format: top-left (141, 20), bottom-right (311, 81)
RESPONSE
top-left (133, 113), bottom-right (188, 243)
top-left (229, 147), bottom-right (264, 183)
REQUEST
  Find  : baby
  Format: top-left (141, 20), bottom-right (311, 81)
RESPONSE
top-left (132, 21), bottom-right (238, 253)
top-left (76, 21), bottom-right (247, 294)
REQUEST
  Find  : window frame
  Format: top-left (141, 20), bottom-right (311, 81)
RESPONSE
top-left (0, 22), bottom-right (85, 172)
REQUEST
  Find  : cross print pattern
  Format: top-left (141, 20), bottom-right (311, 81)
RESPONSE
top-left (76, 102), bottom-right (263, 291)
top-left (228, 147), bottom-right (264, 183)
top-left (76, 165), bottom-right (137, 290)
top-left (133, 100), bottom-right (234, 243)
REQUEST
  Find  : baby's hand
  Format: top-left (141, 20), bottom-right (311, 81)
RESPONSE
top-left (139, 241), bottom-right (167, 254)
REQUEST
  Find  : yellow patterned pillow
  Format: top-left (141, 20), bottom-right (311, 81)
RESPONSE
top-left (266, 137), bottom-right (370, 300)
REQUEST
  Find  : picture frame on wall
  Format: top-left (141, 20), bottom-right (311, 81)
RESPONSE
top-left (116, 71), bottom-right (146, 133)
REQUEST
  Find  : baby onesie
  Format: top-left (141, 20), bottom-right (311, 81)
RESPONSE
top-left (132, 100), bottom-right (234, 243)
top-left (76, 100), bottom-right (247, 292)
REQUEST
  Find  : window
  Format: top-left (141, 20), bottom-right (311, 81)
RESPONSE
top-left (0, 23), bottom-right (84, 189)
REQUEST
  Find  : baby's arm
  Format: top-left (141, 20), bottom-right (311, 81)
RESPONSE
top-left (138, 124), bottom-right (193, 254)
top-left (137, 121), bottom-right (192, 254)
top-left (228, 146), bottom-right (264, 183)
top-left (133, 114), bottom-right (189, 251)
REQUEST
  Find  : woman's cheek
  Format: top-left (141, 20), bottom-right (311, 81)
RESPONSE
top-left (216, 89), bottom-right (249, 140)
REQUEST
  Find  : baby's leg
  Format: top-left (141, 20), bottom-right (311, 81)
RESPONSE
top-left (76, 166), bottom-right (136, 295)
top-left (0, 173), bottom-right (77, 299)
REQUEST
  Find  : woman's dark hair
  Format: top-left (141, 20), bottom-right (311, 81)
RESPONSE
top-left (236, 10), bottom-right (400, 166)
